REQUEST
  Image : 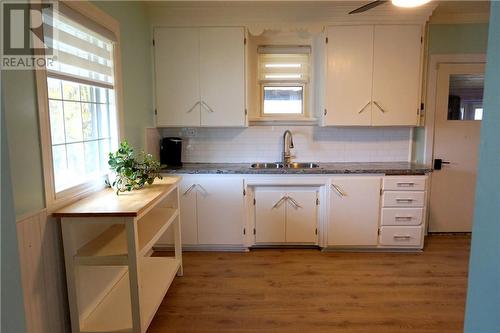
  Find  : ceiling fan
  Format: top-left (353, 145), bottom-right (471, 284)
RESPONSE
top-left (349, 0), bottom-right (431, 14)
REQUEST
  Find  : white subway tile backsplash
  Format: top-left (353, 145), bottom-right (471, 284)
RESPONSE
top-left (160, 126), bottom-right (411, 163)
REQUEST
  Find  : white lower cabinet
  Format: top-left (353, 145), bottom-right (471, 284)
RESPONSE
top-left (379, 176), bottom-right (428, 249)
top-left (178, 175), bottom-right (245, 246)
top-left (254, 187), bottom-right (318, 244)
top-left (328, 176), bottom-right (382, 246)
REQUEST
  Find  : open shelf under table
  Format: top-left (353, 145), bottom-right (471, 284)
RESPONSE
top-left (75, 207), bottom-right (178, 266)
top-left (80, 257), bottom-right (181, 333)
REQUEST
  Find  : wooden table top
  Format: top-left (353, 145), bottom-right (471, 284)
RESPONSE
top-left (53, 176), bottom-right (181, 218)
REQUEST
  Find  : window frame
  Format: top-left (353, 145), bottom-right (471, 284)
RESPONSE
top-left (35, 0), bottom-right (124, 212)
top-left (260, 82), bottom-right (307, 118)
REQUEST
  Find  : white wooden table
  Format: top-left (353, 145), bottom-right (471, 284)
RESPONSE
top-left (54, 176), bottom-right (183, 333)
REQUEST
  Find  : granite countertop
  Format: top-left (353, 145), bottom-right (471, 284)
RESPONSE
top-left (161, 162), bottom-right (432, 175)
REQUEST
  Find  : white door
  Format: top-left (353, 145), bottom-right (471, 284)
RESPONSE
top-left (179, 176), bottom-right (198, 245)
top-left (372, 25), bottom-right (422, 126)
top-left (199, 27), bottom-right (246, 127)
top-left (429, 63), bottom-right (485, 232)
top-left (254, 189), bottom-right (286, 243)
top-left (325, 25), bottom-right (374, 126)
top-left (154, 28), bottom-right (201, 127)
top-left (285, 190), bottom-right (318, 243)
top-left (328, 177), bottom-right (381, 246)
top-left (196, 175), bottom-right (245, 245)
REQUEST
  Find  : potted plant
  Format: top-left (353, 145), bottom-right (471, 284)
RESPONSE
top-left (107, 141), bottom-right (163, 194)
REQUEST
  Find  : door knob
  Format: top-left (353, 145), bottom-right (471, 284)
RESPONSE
top-left (434, 158), bottom-right (451, 170)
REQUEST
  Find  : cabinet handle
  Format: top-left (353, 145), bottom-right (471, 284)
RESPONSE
top-left (272, 196), bottom-right (287, 209)
top-left (397, 182), bottom-right (415, 187)
top-left (183, 184), bottom-right (196, 196)
top-left (395, 216), bottom-right (413, 221)
top-left (331, 184), bottom-right (346, 197)
top-left (195, 184), bottom-right (209, 196)
top-left (187, 101), bottom-right (200, 113)
top-left (201, 101), bottom-right (215, 113)
top-left (393, 235), bottom-right (412, 240)
top-left (287, 196), bottom-right (302, 209)
top-left (396, 198), bottom-right (414, 203)
top-left (358, 101), bottom-right (371, 114)
top-left (373, 101), bottom-right (387, 113)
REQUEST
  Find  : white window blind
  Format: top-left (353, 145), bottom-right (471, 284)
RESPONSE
top-left (43, 5), bottom-right (116, 89)
top-left (41, 5), bottom-right (119, 194)
top-left (258, 47), bottom-right (310, 83)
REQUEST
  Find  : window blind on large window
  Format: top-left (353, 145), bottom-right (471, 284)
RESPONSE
top-left (43, 4), bottom-right (116, 89)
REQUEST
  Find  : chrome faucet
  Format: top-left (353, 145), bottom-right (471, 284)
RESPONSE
top-left (282, 130), bottom-right (295, 164)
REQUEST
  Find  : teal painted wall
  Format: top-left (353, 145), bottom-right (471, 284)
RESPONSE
top-left (4, 70), bottom-right (46, 217)
top-left (3, 1), bottom-right (153, 217)
top-left (428, 24), bottom-right (489, 55)
top-left (413, 23), bottom-right (490, 164)
top-left (93, 1), bottom-right (154, 151)
top-left (464, 4), bottom-right (500, 332)
top-left (1, 73), bottom-right (27, 333)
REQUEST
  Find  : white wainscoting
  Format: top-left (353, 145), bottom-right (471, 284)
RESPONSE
top-left (16, 210), bottom-right (69, 333)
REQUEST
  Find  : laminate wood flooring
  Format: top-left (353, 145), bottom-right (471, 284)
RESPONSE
top-left (148, 235), bottom-right (470, 333)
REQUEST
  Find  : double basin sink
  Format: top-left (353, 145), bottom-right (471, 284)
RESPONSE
top-left (251, 162), bottom-right (320, 169)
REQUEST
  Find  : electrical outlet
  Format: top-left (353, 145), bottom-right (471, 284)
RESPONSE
top-left (181, 128), bottom-right (197, 137)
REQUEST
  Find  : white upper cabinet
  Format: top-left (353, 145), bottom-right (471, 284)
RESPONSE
top-left (154, 28), bottom-right (200, 127)
top-left (324, 24), bottom-right (423, 126)
top-left (326, 25), bottom-right (374, 126)
top-left (199, 27), bottom-right (246, 127)
top-left (372, 25), bottom-right (423, 126)
top-left (154, 27), bottom-right (246, 127)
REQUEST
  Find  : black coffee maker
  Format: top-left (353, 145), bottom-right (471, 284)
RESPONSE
top-left (160, 137), bottom-right (183, 167)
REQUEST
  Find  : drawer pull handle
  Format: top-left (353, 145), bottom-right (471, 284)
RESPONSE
top-left (393, 235), bottom-right (412, 240)
top-left (396, 199), bottom-right (414, 203)
top-left (395, 216), bottom-right (413, 221)
top-left (397, 182), bottom-right (415, 187)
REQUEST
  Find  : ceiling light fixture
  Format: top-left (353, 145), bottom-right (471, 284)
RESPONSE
top-left (391, 0), bottom-right (431, 8)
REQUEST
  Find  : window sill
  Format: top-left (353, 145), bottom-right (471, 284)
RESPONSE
top-left (249, 117), bottom-right (318, 126)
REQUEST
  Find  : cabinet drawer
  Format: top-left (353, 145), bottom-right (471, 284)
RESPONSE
top-left (381, 208), bottom-right (423, 226)
top-left (382, 191), bottom-right (425, 207)
top-left (383, 176), bottom-right (426, 191)
top-left (379, 226), bottom-right (423, 247)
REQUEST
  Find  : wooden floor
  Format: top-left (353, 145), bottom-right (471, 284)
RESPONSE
top-left (148, 235), bottom-right (470, 333)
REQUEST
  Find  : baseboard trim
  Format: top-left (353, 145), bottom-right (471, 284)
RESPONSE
top-left (322, 247), bottom-right (423, 253)
top-left (153, 244), bottom-right (250, 253)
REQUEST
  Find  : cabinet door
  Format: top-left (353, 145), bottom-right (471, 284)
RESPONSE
top-left (179, 176), bottom-right (198, 245)
top-left (329, 177), bottom-right (381, 246)
top-left (196, 175), bottom-right (245, 245)
top-left (372, 25), bottom-right (422, 126)
top-left (285, 190), bottom-right (318, 243)
top-left (254, 189), bottom-right (286, 243)
top-left (325, 26), bottom-right (374, 126)
top-left (154, 28), bottom-right (200, 127)
top-left (199, 27), bottom-right (246, 127)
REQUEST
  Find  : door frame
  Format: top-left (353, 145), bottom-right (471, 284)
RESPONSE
top-left (421, 54), bottom-right (486, 166)
top-left (422, 54), bottom-right (486, 233)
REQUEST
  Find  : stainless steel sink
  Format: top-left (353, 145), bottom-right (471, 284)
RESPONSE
top-left (286, 162), bottom-right (320, 169)
top-left (250, 162), bottom-right (319, 169)
top-left (250, 163), bottom-right (284, 169)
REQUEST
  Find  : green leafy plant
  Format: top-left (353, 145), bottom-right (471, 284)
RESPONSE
top-left (106, 141), bottom-right (163, 194)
